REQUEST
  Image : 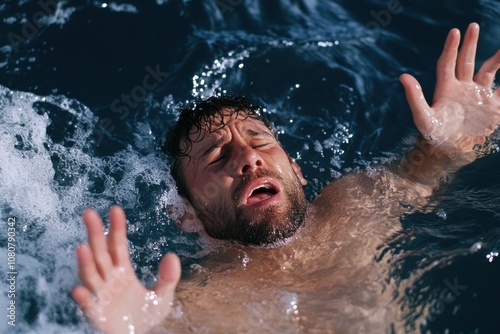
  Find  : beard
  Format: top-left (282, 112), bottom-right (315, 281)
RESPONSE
top-left (193, 169), bottom-right (308, 246)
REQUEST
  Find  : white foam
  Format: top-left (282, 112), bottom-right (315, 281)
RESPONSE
top-left (0, 84), bottom-right (184, 333)
top-left (105, 2), bottom-right (139, 14)
top-left (36, 2), bottom-right (77, 27)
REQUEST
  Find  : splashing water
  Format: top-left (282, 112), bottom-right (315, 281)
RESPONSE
top-left (1, 0), bottom-right (500, 333)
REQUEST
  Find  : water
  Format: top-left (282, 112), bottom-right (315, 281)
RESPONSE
top-left (1, 0), bottom-right (499, 332)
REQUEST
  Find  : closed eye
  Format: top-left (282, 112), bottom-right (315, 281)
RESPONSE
top-left (209, 153), bottom-right (226, 165)
top-left (253, 142), bottom-right (272, 149)
top-left (209, 155), bottom-right (225, 165)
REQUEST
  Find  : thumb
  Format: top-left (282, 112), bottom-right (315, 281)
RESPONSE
top-left (399, 73), bottom-right (432, 134)
top-left (153, 253), bottom-right (181, 300)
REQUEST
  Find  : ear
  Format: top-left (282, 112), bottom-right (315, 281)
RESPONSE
top-left (170, 198), bottom-right (205, 233)
top-left (290, 158), bottom-right (307, 186)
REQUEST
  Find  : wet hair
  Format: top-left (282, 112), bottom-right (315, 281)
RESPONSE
top-left (162, 96), bottom-right (277, 202)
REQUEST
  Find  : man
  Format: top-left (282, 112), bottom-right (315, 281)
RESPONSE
top-left (163, 95), bottom-right (309, 246)
top-left (72, 23), bottom-right (500, 333)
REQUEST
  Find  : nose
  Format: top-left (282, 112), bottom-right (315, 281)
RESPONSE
top-left (230, 144), bottom-right (264, 176)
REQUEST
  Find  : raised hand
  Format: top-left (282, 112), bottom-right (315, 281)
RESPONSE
top-left (400, 23), bottom-right (500, 157)
top-left (72, 206), bottom-right (181, 334)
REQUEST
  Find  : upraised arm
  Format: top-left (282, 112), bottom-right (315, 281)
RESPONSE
top-left (72, 206), bottom-right (181, 334)
top-left (397, 22), bottom-right (500, 192)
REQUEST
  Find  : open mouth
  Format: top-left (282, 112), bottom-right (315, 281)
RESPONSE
top-left (245, 180), bottom-right (280, 206)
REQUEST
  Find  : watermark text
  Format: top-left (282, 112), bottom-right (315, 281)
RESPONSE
top-left (6, 217), bottom-right (17, 327)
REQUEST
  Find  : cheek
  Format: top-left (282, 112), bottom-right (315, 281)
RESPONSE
top-left (190, 173), bottom-right (233, 206)
top-left (267, 155), bottom-right (292, 174)
top-left (226, 159), bottom-right (240, 175)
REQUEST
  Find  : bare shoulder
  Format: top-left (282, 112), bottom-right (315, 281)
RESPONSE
top-left (311, 172), bottom-right (378, 211)
top-left (311, 167), bottom-right (429, 222)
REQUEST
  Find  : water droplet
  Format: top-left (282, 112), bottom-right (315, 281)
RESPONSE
top-left (470, 242), bottom-right (482, 253)
top-left (435, 209), bottom-right (447, 220)
top-left (486, 251), bottom-right (499, 262)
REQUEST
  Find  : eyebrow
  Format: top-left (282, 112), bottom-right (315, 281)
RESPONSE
top-left (245, 128), bottom-right (273, 138)
top-left (199, 127), bottom-right (273, 160)
top-left (201, 135), bottom-right (228, 159)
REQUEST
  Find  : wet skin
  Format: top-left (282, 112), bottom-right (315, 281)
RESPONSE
top-left (72, 23), bottom-right (500, 333)
top-left (178, 115), bottom-right (308, 245)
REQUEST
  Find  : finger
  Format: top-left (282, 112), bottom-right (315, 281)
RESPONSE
top-left (399, 74), bottom-right (433, 134)
top-left (76, 244), bottom-right (104, 293)
top-left (82, 209), bottom-right (113, 279)
top-left (71, 285), bottom-right (98, 318)
top-left (456, 23), bottom-right (480, 81)
top-left (474, 49), bottom-right (500, 88)
top-left (435, 28), bottom-right (461, 90)
top-left (108, 206), bottom-right (131, 266)
top-left (153, 253), bottom-right (181, 301)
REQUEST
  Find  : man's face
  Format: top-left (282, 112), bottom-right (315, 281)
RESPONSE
top-left (180, 111), bottom-right (308, 245)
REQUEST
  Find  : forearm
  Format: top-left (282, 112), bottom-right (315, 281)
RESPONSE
top-left (395, 134), bottom-right (479, 194)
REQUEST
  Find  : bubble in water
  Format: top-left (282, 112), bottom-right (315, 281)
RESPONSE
top-left (469, 242), bottom-right (483, 253)
top-left (435, 209), bottom-right (447, 221)
top-left (486, 251), bottom-right (498, 263)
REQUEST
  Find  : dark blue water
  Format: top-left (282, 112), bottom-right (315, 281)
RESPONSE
top-left (1, 0), bottom-right (499, 332)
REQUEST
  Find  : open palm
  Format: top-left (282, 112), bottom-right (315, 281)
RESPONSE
top-left (72, 206), bottom-right (181, 334)
top-left (400, 23), bottom-right (500, 154)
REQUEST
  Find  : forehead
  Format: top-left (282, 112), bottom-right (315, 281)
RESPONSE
top-left (183, 111), bottom-right (272, 150)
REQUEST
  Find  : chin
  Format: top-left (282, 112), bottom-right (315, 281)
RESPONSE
top-left (238, 210), bottom-right (306, 246)
top-left (233, 189), bottom-right (308, 245)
